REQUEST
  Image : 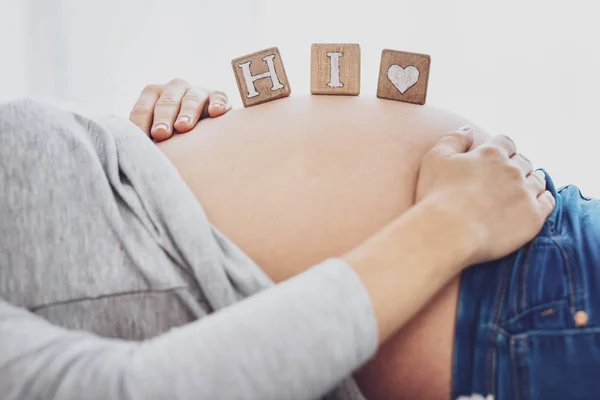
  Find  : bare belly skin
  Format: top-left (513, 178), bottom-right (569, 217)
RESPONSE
top-left (158, 95), bottom-right (490, 400)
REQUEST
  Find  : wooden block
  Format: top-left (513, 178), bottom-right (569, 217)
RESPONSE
top-left (376, 49), bottom-right (431, 105)
top-left (231, 47), bottom-right (291, 108)
top-left (310, 43), bottom-right (360, 95)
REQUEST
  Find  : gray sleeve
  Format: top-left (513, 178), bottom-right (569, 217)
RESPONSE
top-left (0, 258), bottom-right (378, 400)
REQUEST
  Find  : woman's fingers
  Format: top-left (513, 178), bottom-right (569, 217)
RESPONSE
top-left (130, 79), bottom-right (233, 141)
top-left (513, 155), bottom-right (547, 202)
top-left (205, 91), bottom-right (231, 118)
top-left (537, 190), bottom-right (556, 219)
top-left (510, 153), bottom-right (534, 177)
top-left (416, 126), bottom-right (557, 265)
top-left (525, 169), bottom-right (554, 223)
top-left (174, 87), bottom-right (210, 133)
top-left (129, 85), bottom-right (162, 136)
top-left (478, 134), bottom-right (518, 159)
top-left (427, 126), bottom-right (475, 159)
top-left (174, 89), bottom-right (231, 133)
top-left (151, 80), bottom-right (189, 142)
top-left (525, 169), bottom-right (547, 195)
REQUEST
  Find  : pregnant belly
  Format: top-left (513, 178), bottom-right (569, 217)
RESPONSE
top-left (159, 95), bottom-right (488, 399)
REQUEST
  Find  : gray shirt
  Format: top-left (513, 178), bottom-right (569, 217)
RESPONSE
top-left (0, 99), bottom-right (378, 399)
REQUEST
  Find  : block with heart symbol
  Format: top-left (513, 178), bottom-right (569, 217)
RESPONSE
top-left (232, 47), bottom-right (292, 108)
top-left (310, 43), bottom-right (361, 95)
top-left (376, 49), bottom-right (431, 105)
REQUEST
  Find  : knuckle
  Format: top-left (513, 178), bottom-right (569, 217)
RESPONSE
top-left (183, 91), bottom-right (207, 103)
top-left (444, 132), bottom-right (465, 143)
top-left (525, 188), bottom-right (539, 206)
top-left (431, 134), bottom-right (462, 154)
top-left (424, 147), bottom-right (444, 162)
top-left (538, 193), bottom-right (551, 208)
top-left (498, 134), bottom-right (516, 146)
top-left (523, 188), bottom-right (535, 203)
top-left (169, 78), bottom-right (188, 87)
top-left (520, 155), bottom-right (534, 172)
top-left (531, 172), bottom-right (545, 188)
top-left (505, 164), bottom-right (523, 180)
top-left (480, 145), bottom-right (503, 159)
top-left (499, 134), bottom-right (517, 152)
top-left (211, 90), bottom-right (228, 100)
top-left (143, 84), bottom-right (162, 93)
top-left (129, 105), bottom-right (152, 117)
top-left (156, 96), bottom-right (179, 106)
top-left (517, 152), bottom-right (531, 164)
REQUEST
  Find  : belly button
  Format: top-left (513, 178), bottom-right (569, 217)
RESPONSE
top-left (574, 310), bottom-right (589, 327)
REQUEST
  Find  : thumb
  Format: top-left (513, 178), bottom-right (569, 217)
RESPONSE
top-left (431, 125), bottom-right (475, 157)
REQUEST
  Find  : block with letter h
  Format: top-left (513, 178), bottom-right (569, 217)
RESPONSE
top-left (232, 47), bottom-right (291, 108)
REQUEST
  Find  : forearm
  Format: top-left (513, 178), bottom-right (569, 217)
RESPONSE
top-left (0, 260), bottom-right (376, 400)
top-left (344, 198), bottom-right (475, 343)
top-left (0, 98), bottom-right (378, 400)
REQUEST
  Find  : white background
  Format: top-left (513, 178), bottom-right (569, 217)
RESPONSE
top-left (1, 0), bottom-right (599, 195)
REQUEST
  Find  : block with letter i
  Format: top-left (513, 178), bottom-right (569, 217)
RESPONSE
top-left (232, 47), bottom-right (291, 107)
top-left (310, 43), bottom-right (360, 95)
top-left (377, 49), bottom-right (431, 105)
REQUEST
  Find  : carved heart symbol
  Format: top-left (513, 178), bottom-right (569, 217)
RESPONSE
top-left (387, 65), bottom-right (420, 94)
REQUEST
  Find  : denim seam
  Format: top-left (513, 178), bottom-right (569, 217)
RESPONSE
top-left (519, 242), bottom-right (535, 315)
top-left (506, 298), bottom-right (569, 325)
top-left (486, 260), bottom-right (512, 395)
top-left (559, 237), bottom-right (586, 300)
top-left (520, 335), bottom-right (531, 400)
top-left (497, 326), bottom-right (600, 337)
top-left (556, 237), bottom-right (589, 313)
top-left (550, 236), bottom-right (577, 322)
top-left (509, 336), bottom-right (533, 400)
top-left (510, 239), bottom-right (557, 321)
top-left (510, 336), bottom-right (521, 400)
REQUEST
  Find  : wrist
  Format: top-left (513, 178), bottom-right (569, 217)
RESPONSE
top-left (412, 196), bottom-right (480, 271)
top-left (342, 197), bottom-right (478, 343)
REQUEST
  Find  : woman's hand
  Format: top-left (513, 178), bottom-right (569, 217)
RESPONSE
top-left (129, 79), bottom-right (232, 142)
top-left (415, 125), bottom-right (555, 265)
top-left (344, 125), bottom-right (555, 343)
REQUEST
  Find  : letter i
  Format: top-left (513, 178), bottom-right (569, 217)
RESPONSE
top-left (326, 52), bottom-right (344, 88)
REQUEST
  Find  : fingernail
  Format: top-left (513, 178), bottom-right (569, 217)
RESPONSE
top-left (176, 115), bottom-right (191, 124)
top-left (212, 103), bottom-right (225, 110)
top-left (153, 122), bottom-right (169, 133)
top-left (457, 125), bottom-right (473, 134)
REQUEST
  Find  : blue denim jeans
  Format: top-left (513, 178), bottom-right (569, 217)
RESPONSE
top-left (452, 169), bottom-right (600, 400)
